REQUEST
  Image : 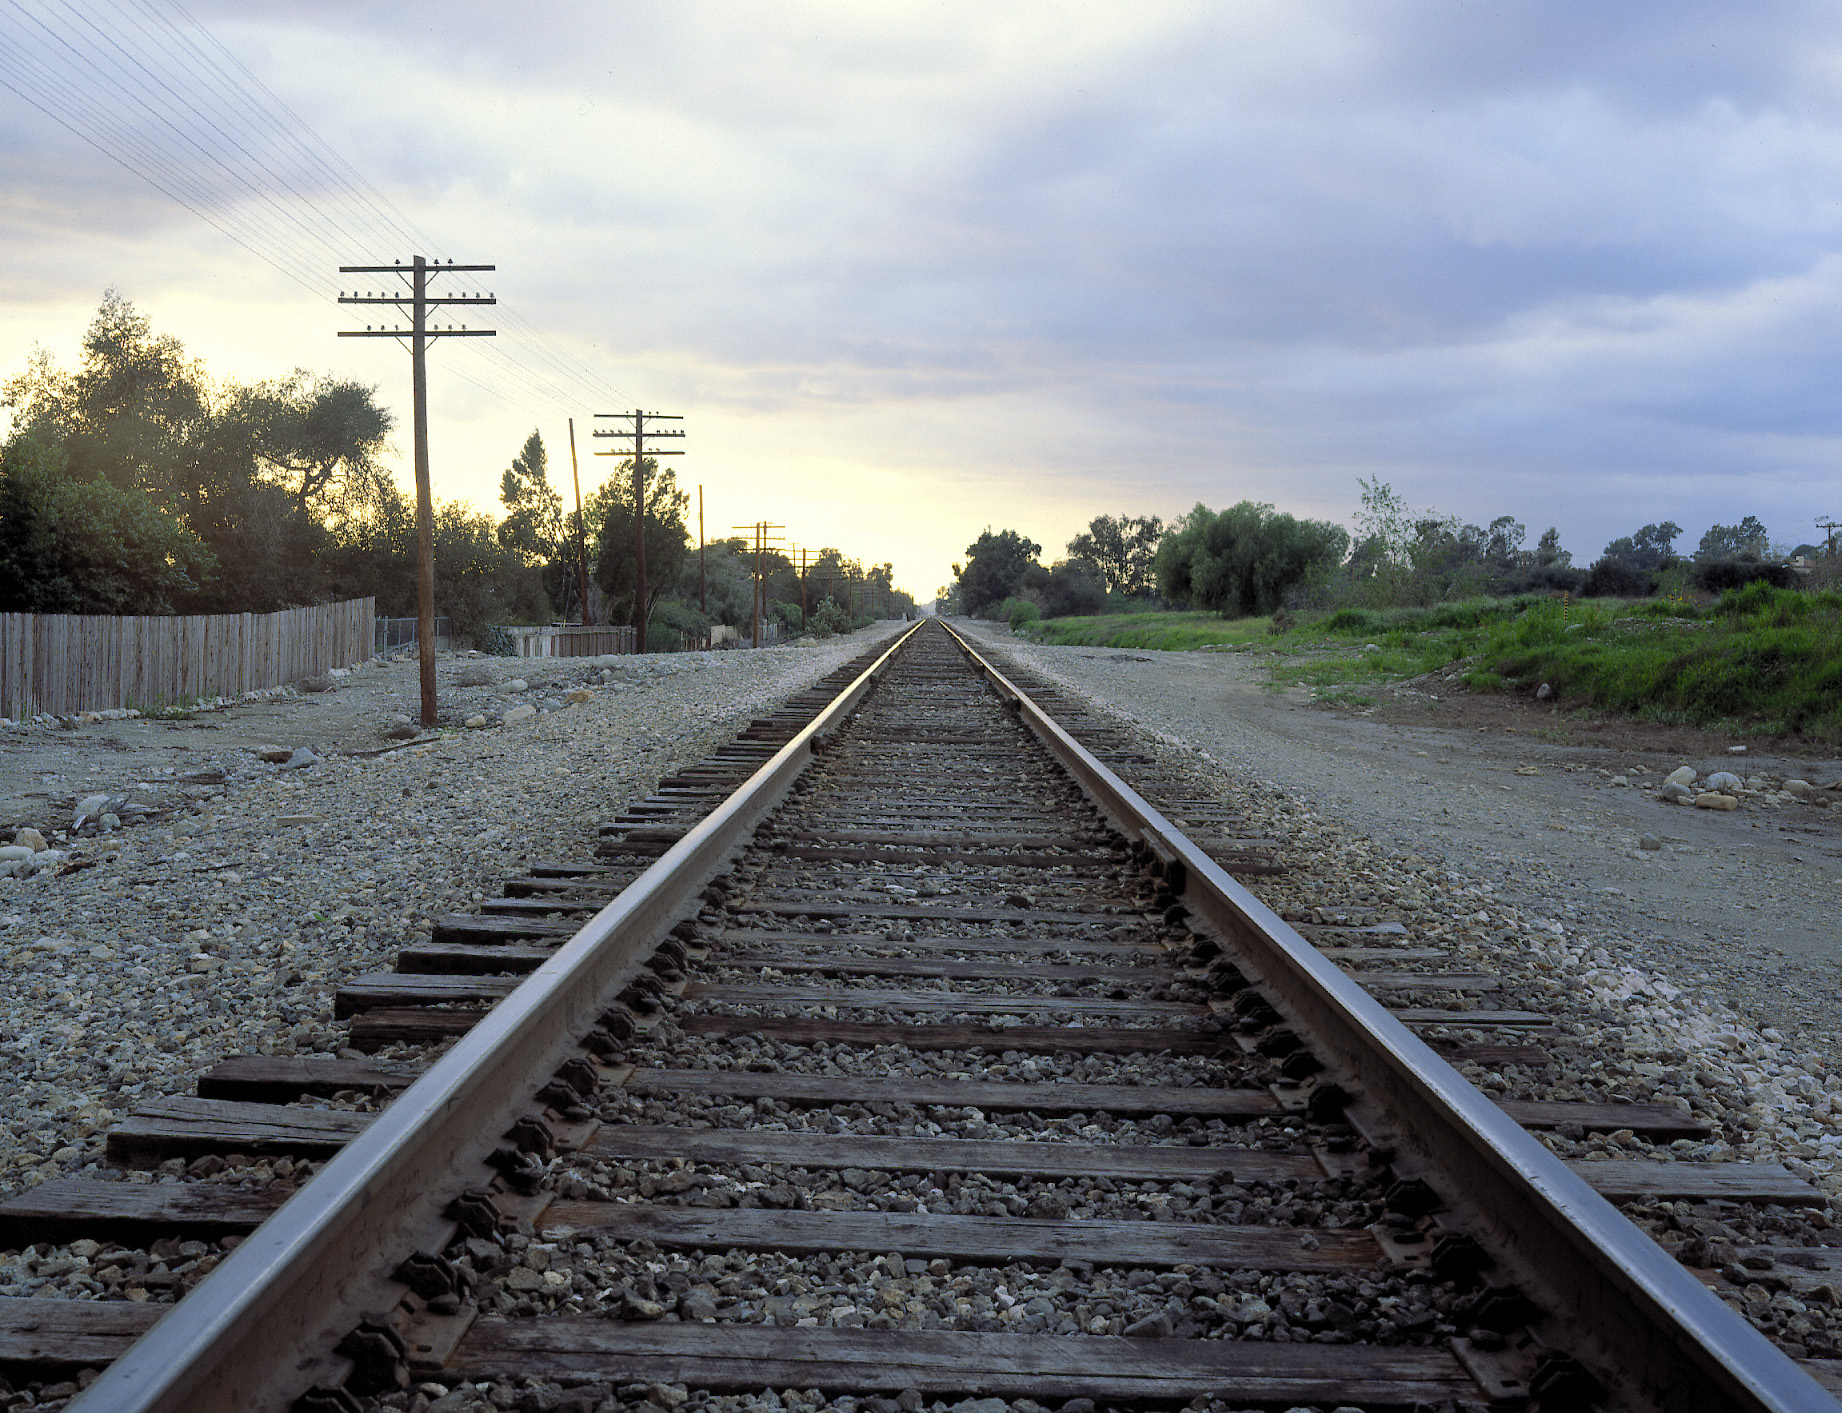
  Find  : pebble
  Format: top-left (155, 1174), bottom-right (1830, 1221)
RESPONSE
top-left (1705, 772), bottom-right (1743, 793)
top-left (464, 715), bottom-right (488, 729)
top-left (501, 703), bottom-right (538, 726)
top-left (0, 631), bottom-right (898, 1208)
top-left (1694, 793), bottom-right (1739, 811)
top-left (1660, 781), bottom-right (1693, 802)
top-left (964, 623), bottom-right (1842, 1364)
top-left (1638, 834), bottom-right (1661, 850)
top-left (1666, 766), bottom-right (1698, 787)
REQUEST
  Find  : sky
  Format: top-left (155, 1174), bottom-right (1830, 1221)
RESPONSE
top-left (5, 0), bottom-right (1842, 600)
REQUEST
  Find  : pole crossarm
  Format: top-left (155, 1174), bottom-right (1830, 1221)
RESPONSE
top-left (339, 263), bottom-right (495, 273)
top-left (588, 410), bottom-right (687, 653)
top-left (335, 253), bottom-right (495, 726)
top-left (337, 330), bottom-right (496, 339)
top-left (337, 295), bottom-right (496, 303)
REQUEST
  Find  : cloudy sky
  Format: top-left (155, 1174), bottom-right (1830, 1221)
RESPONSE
top-left (5, 0), bottom-right (1842, 597)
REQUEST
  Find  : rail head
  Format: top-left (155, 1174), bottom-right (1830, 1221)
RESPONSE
top-left (942, 622), bottom-right (1836, 1413)
top-left (73, 620), bottom-right (924, 1413)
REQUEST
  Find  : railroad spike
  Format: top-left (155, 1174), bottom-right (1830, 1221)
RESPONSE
top-left (1304, 1081), bottom-right (1352, 1121)
top-left (506, 1115), bottom-right (557, 1158)
top-left (1463, 1283), bottom-right (1543, 1332)
top-left (553, 1056), bottom-right (601, 1098)
top-left (333, 1318), bottom-right (410, 1395)
top-left (1430, 1230), bottom-right (1494, 1284)
top-left (1528, 1349), bottom-right (1604, 1406)
top-left (599, 1009), bottom-right (638, 1043)
top-left (581, 1025), bottom-right (626, 1058)
top-left (1280, 1049), bottom-right (1324, 1080)
top-left (1385, 1175), bottom-right (1445, 1217)
top-left (292, 1389), bottom-right (366, 1413)
top-left (443, 1188), bottom-right (504, 1239)
top-left (486, 1144), bottom-right (548, 1194)
top-left (391, 1250), bottom-right (461, 1301)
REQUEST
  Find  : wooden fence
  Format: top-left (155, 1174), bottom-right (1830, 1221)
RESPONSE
top-left (0, 597), bottom-right (376, 719)
top-left (502, 625), bottom-right (637, 658)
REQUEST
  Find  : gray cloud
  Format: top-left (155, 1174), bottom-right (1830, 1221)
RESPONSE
top-left (5, 0), bottom-right (1841, 580)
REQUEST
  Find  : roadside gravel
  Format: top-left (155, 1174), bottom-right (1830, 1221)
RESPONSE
top-left (961, 621), bottom-right (1842, 1358)
top-left (0, 627), bottom-right (902, 1201)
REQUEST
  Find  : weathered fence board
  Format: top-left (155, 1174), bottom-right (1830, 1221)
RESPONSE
top-left (503, 625), bottom-right (637, 658)
top-left (0, 597), bottom-right (374, 718)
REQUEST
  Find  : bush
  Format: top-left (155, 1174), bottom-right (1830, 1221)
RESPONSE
top-left (1039, 559), bottom-right (1107, 617)
top-left (1155, 501), bottom-right (1348, 615)
top-left (1496, 563), bottom-right (1585, 595)
top-left (1696, 559), bottom-right (1798, 593)
top-left (808, 599), bottom-right (853, 637)
top-left (1581, 557), bottom-right (1654, 598)
top-left (998, 596), bottom-right (1040, 630)
top-left (1321, 607), bottom-right (1379, 634)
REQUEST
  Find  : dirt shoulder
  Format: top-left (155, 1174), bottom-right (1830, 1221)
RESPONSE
top-left (965, 623), bottom-right (1842, 1061)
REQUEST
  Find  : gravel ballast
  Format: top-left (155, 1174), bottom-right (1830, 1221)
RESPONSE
top-left (0, 629), bottom-right (902, 1202)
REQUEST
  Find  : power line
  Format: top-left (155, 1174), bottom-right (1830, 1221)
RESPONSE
top-left (1, 0), bottom-right (632, 421)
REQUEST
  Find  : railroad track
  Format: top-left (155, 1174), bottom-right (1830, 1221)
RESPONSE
top-left (0, 619), bottom-right (1835, 1410)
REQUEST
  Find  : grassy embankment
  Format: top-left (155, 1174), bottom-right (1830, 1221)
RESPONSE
top-left (1020, 583), bottom-right (1842, 741)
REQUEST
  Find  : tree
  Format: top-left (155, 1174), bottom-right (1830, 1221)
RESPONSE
top-left (1533, 527), bottom-right (1571, 568)
top-left (1155, 502), bottom-right (1348, 616)
top-left (3, 295), bottom-right (393, 613)
top-left (223, 372), bottom-right (392, 515)
top-left (954, 528), bottom-right (1042, 616)
top-left (1066, 514), bottom-right (1163, 597)
top-left (1038, 558), bottom-right (1107, 617)
top-left (0, 434), bottom-right (215, 613)
top-left (1695, 517), bottom-right (1769, 563)
top-left (3, 291), bottom-right (208, 497)
top-left (591, 459), bottom-right (691, 628)
top-left (497, 430), bottom-right (563, 562)
top-left (1581, 557), bottom-right (1654, 598)
top-left (1483, 516), bottom-right (1525, 569)
top-left (1601, 522), bottom-right (1682, 571)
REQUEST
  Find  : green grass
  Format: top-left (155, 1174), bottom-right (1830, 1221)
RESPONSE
top-left (1023, 610), bottom-right (1274, 651)
top-left (1031, 584), bottom-right (1842, 741)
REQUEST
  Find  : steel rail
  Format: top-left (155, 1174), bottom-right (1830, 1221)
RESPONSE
top-left (72, 620), bottom-right (925, 1413)
top-left (943, 622), bottom-right (1837, 1413)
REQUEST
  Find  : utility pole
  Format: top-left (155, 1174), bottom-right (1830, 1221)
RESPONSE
top-left (339, 256), bottom-right (495, 727)
top-left (567, 418), bottom-right (592, 626)
top-left (698, 485), bottom-right (706, 616)
top-left (798, 547), bottom-right (808, 624)
top-left (1818, 518), bottom-right (1841, 559)
top-left (732, 520), bottom-right (784, 647)
top-left (592, 411), bottom-right (683, 652)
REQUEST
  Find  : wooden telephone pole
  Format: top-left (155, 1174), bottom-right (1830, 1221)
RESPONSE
top-left (733, 521), bottom-right (785, 647)
top-left (339, 256), bottom-right (495, 727)
top-left (592, 411), bottom-right (684, 652)
top-left (567, 419), bottom-right (592, 625)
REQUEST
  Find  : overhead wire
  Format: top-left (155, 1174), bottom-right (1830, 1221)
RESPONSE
top-left (0, 39), bottom-right (329, 297)
top-left (2, 0), bottom-right (635, 422)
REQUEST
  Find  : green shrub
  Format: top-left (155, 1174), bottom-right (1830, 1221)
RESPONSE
top-left (999, 596), bottom-right (1041, 630)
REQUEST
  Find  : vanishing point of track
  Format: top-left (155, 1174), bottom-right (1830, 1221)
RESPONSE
top-left (4, 619), bottom-right (1834, 1410)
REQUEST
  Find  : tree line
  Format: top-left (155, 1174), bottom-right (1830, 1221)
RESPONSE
top-left (947, 479), bottom-right (1822, 621)
top-left (0, 297), bottom-right (912, 643)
